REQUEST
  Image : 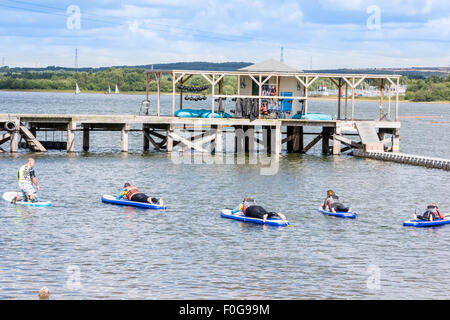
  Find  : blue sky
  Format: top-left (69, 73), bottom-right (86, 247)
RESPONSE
top-left (0, 0), bottom-right (449, 69)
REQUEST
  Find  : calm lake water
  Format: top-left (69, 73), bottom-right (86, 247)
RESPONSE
top-left (0, 91), bottom-right (449, 299)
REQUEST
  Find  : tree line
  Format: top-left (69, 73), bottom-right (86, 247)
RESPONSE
top-left (0, 67), bottom-right (449, 101)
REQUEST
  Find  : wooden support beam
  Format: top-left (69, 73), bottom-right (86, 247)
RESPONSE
top-left (301, 134), bottom-right (322, 153)
top-left (332, 134), bottom-right (362, 149)
top-left (144, 131), bottom-right (166, 151)
top-left (169, 131), bottom-right (213, 153)
top-left (148, 130), bottom-right (167, 140)
top-left (0, 132), bottom-right (11, 145)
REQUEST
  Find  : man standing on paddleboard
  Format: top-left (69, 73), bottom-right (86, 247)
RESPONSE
top-left (11, 158), bottom-right (40, 203)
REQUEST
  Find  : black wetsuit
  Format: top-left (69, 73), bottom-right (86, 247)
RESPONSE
top-left (323, 195), bottom-right (350, 212)
top-left (245, 205), bottom-right (277, 219)
top-left (131, 193), bottom-right (159, 204)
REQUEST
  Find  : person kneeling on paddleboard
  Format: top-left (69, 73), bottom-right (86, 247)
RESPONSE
top-left (321, 190), bottom-right (352, 213)
top-left (11, 158), bottom-right (40, 203)
top-left (117, 183), bottom-right (164, 206)
top-left (414, 202), bottom-right (444, 221)
top-left (232, 197), bottom-right (286, 223)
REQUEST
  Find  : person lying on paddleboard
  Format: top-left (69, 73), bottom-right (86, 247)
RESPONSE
top-left (117, 183), bottom-right (164, 206)
top-left (413, 202), bottom-right (444, 221)
top-left (320, 190), bottom-right (352, 213)
top-left (231, 197), bottom-right (286, 223)
top-left (11, 158), bottom-right (40, 203)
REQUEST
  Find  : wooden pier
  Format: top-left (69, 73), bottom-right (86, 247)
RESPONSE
top-left (1, 61), bottom-right (406, 157)
top-left (0, 114), bottom-right (401, 156)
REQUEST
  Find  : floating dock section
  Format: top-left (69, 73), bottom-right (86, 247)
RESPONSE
top-left (353, 150), bottom-right (450, 171)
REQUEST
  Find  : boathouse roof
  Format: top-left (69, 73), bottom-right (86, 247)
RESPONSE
top-left (238, 59), bottom-right (300, 73)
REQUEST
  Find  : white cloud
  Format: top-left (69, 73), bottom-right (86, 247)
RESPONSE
top-left (318, 0), bottom-right (449, 15)
top-left (92, 4), bottom-right (161, 18)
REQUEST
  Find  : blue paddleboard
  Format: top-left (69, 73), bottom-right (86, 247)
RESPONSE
top-left (318, 208), bottom-right (356, 219)
top-left (403, 218), bottom-right (450, 227)
top-left (102, 195), bottom-right (167, 210)
top-left (2, 191), bottom-right (51, 207)
top-left (220, 209), bottom-right (290, 227)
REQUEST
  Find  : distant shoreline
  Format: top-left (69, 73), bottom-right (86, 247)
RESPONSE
top-left (1, 89), bottom-right (449, 104)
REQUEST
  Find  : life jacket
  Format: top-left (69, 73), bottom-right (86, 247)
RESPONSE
top-left (18, 165), bottom-right (32, 184)
top-left (242, 199), bottom-right (256, 214)
top-left (126, 186), bottom-right (140, 200)
top-left (327, 195), bottom-right (339, 204)
top-left (424, 205), bottom-right (441, 220)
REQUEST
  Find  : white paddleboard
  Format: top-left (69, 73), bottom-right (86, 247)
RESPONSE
top-left (2, 192), bottom-right (52, 207)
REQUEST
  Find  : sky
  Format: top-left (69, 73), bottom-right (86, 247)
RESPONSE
top-left (0, 0), bottom-right (449, 69)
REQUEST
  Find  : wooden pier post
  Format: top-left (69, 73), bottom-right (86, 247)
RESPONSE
top-left (274, 125), bottom-right (282, 155)
top-left (333, 127), bottom-right (342, 155)
top-left (213, 125), bottom-right (223, 154)
top-left (293, 126), bottom-right (303, 153)
top-left (8, 118), bottom-right (20, 153)
top-left (67, 121), bottom-right (76, 153)
top-left (392, 128), bottom-right (400, 153)
top-left (351, 77), bottom-right (355, 121)
top-left (379, 79), bottom-right (385, 120)
top-left (388, 84), bottom-right (392, 120)
top-left (235, 125), bottom-right (243, 153)
top-left (143, 125), bottom-right (149, 151)
top-left (395, 77), bottom-right (400, 122)
top-left (83, 125), bottom-right (90, 152)
top-left (121, 124), bottom-right (129, 153)
top-left (322, 127), bottom-right (333, 155)
top-left (337, 79), bottom-right (342, 120)
top-left (10, 130), bottom-right (19, 153)
top-left (166, 124), bottom-right (173, 153)
top-left (145, 72), bottom-right (150, 116)
top-left (287, 126), bottom-right (294, 153)
top-left (156, 73), bottom-right (161, 117)
top-left (344, 82), bottom-right (348, 120)
top-left (262, 125), bottom-right (272, 154)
